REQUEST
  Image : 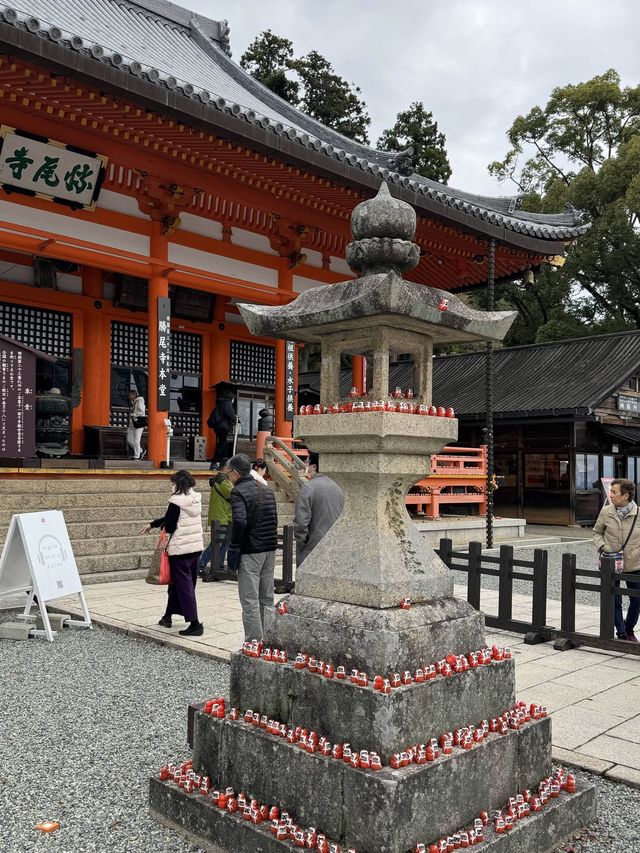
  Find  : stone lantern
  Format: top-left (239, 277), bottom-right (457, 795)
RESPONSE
top-left (240, 181), bottom-right (514, 620)
top-left (150, 183), bottom-right (594, 853)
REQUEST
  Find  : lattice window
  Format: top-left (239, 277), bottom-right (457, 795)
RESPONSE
top-left (171, 412), bottom-right (201, 438)
top-left (172, 331), bottom-right (201, 374)
top-left (109, 408), bottom-right (129, 428)
top-left (230, 340), bottom-right (275, 387)
top-left (0, 302), bottom-right (72, 358)
top-left (111, 321), bottom-right (149, 367)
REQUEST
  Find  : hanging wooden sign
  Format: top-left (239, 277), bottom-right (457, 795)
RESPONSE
top-left (0, 126), bottom-right (107, 209)
top-left (285, 340), bottom-right (295, 422)
top-left (157, 297), bottom-right (171, 412)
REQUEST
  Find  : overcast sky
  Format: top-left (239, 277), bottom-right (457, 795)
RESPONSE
top-left (186, 0), bottom-right (638, 196)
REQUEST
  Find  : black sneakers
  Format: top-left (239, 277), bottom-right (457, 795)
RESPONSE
top-left (179, 622), bottom-right (204, 637)
top-left (158, 615), bottom-right (172, 628)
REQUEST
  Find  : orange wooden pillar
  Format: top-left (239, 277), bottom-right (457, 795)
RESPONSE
top-left (352, 355), bottom-right (366, 396)
top-left (275, 260), bottom-right (293, 438)
top-left (71, 310), bottom-right (84, 454)
top-left (207, 296), bottom-right (230, 458)
top-left (81, 267), bottom-right (110, 429)
top-left (148, 223), bottom-right (169, 467)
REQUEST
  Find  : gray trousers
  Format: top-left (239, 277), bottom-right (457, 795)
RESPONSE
top-left (237, 550), bottom-right (275, 641)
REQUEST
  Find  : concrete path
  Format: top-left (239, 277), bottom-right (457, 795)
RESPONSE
top-left (45, 578), bottom-right (640, 788)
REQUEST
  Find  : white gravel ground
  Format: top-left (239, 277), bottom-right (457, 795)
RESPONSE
top-left (1, 615), bottom-right (639, 852)
top-left (0, 617), bottom-right (225, 853)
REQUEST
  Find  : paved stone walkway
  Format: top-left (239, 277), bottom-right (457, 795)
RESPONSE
top-left (42, 578), bottom-right (640, 788)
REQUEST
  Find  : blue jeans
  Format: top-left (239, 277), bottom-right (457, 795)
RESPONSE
top-left (614, 574), bottom-right (640, 637)
top-left (199, 524), bottom-right (228, 572)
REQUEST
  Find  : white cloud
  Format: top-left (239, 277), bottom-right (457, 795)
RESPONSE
top-left (190, 0), bottom-right (638, 195)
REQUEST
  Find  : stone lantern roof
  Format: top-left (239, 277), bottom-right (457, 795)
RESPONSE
top-left (239, 183), bottom-right (516, 346)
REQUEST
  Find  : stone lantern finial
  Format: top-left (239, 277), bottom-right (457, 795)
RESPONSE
top-left (346, 181), bottom-right (421, 276)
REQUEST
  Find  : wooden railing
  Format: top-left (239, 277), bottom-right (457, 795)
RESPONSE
top-left (264, 437), bottom-right (489, 517)
top-left (406, 446), bottom-right (488, 519)
top-left (263, 436), bottom-right (308, 501)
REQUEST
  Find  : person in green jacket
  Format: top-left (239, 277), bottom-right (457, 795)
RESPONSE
top-left (199, 461), bottom-right (233, 576)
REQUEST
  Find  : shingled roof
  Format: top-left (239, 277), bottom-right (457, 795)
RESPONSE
top-left (0, 0), bottom-right (588, 246)
top-left (432, 330), bottom-right (640, 418)
top-left (299, 331), bottom-right (640, 418)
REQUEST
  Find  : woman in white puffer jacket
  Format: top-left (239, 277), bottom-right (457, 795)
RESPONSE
top-left (141, 469), bottom-right (204, 636)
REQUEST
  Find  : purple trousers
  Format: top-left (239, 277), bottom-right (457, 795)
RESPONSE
top-left (165, 552), bottom-right (200, 623)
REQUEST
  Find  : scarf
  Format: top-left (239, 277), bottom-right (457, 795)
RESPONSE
top-left (616, 502), bottom-right (633, 521)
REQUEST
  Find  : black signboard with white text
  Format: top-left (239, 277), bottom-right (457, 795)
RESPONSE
top-left (157, 297), bottom-right (171, 412)
top-left (285, 340), bottom-right (296, 421)
top-left (0, 338), bottom-right (36, 457)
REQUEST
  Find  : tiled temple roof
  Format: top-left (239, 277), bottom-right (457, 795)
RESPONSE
top-left (0, 0), bottom-right (588, 241)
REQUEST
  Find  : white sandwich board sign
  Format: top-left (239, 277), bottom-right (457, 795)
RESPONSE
top-left (0, 510), bottom-right (91, 641)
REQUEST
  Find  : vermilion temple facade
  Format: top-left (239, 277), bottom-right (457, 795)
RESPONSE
top-left (0, 0), bottom-right (587, 466)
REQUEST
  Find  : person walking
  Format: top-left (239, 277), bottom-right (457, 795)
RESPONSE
top-left (127, 388), bottom-right (146, 460)
top-left (593, 478), bottom-right (640, 642)
top-left (225, 453), bottom-right (278, 642)
top-left (293, 452), bottom-right (344, 565)
top-left (199, 462), bottom-right (232, 577)
top-left (140, 469), bottom-right (204, 636)
top-left (207, 392), bottom-right (237, 466)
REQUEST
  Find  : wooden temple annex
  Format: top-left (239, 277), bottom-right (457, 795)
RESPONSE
top-left (0, 0), bottom-right (588, 469)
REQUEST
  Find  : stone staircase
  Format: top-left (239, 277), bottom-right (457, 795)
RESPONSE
top-left (0, 476), bottom-right (295, 584)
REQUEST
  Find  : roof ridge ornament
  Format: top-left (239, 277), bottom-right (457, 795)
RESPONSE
top-left (346, 182), bottom-right (420, 276)
top-left (386, 147), bottom-right (414, 177)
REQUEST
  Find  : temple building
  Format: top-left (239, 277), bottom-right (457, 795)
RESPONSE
top-left (0, 0), bottom-right (587, 466)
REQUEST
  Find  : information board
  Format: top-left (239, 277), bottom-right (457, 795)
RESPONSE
top-left (0, 337), bottom-right (36, 458)
top-left (0, 510), bottom-right (90, 641)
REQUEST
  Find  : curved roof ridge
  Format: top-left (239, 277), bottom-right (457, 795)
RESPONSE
top-left (0, 0), bottom-right (589, 241)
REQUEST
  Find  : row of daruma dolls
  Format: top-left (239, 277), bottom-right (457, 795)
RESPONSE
top-left (299, 399), bottom-right (455, 417)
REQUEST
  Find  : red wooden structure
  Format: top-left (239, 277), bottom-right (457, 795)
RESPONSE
top-left (406, 446), bottom-right (488, 519)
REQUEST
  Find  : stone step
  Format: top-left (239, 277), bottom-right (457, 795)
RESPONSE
top-left (0, 477), bottom-right (210, 495)
top-left (75, 551), bottom-right (287, 576)
top-left (82, 568), bottom-right (148, 585)
top-left (77, 552), bottom-right (144, 574)
top-left (192, 711), bottom-right (551, 853)
top-left (150, 771), bottom-right (594, 853)
top-left (0, 494), bottom-right (293, 517)
top-left (71, 532), bottom-right (292, 560)
top-left (0, 473), bottom-right (294, 580)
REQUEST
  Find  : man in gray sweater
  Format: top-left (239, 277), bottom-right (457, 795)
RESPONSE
top-left (294, 453), bottom-right (344, 565)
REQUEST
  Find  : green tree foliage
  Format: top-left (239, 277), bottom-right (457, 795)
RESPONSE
top-left (487, 70), bottom-right (640, 344)
top-left (289, 51), bottom-right (370, 144)
top-left (240, 32), bottom-right (370, 144)
top-left (239, 30), bottom-right (299, 105)
top-left (377, 102), bottom-right (452, 182)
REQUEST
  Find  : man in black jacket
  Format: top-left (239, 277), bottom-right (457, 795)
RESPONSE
top-left (225, 453), bottom-right (278, 641)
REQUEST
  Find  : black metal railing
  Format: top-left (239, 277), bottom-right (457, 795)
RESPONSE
top-left (202, 520), bottom-right (294, 593)
top-left (437, 538), bottom-right (552, 644)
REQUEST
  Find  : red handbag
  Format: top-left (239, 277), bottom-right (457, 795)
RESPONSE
top-left (159, 532), bottom-right (172, 585)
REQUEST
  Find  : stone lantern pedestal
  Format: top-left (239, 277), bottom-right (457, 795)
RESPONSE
top-left (150, 183), bottom-right (594, 852)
